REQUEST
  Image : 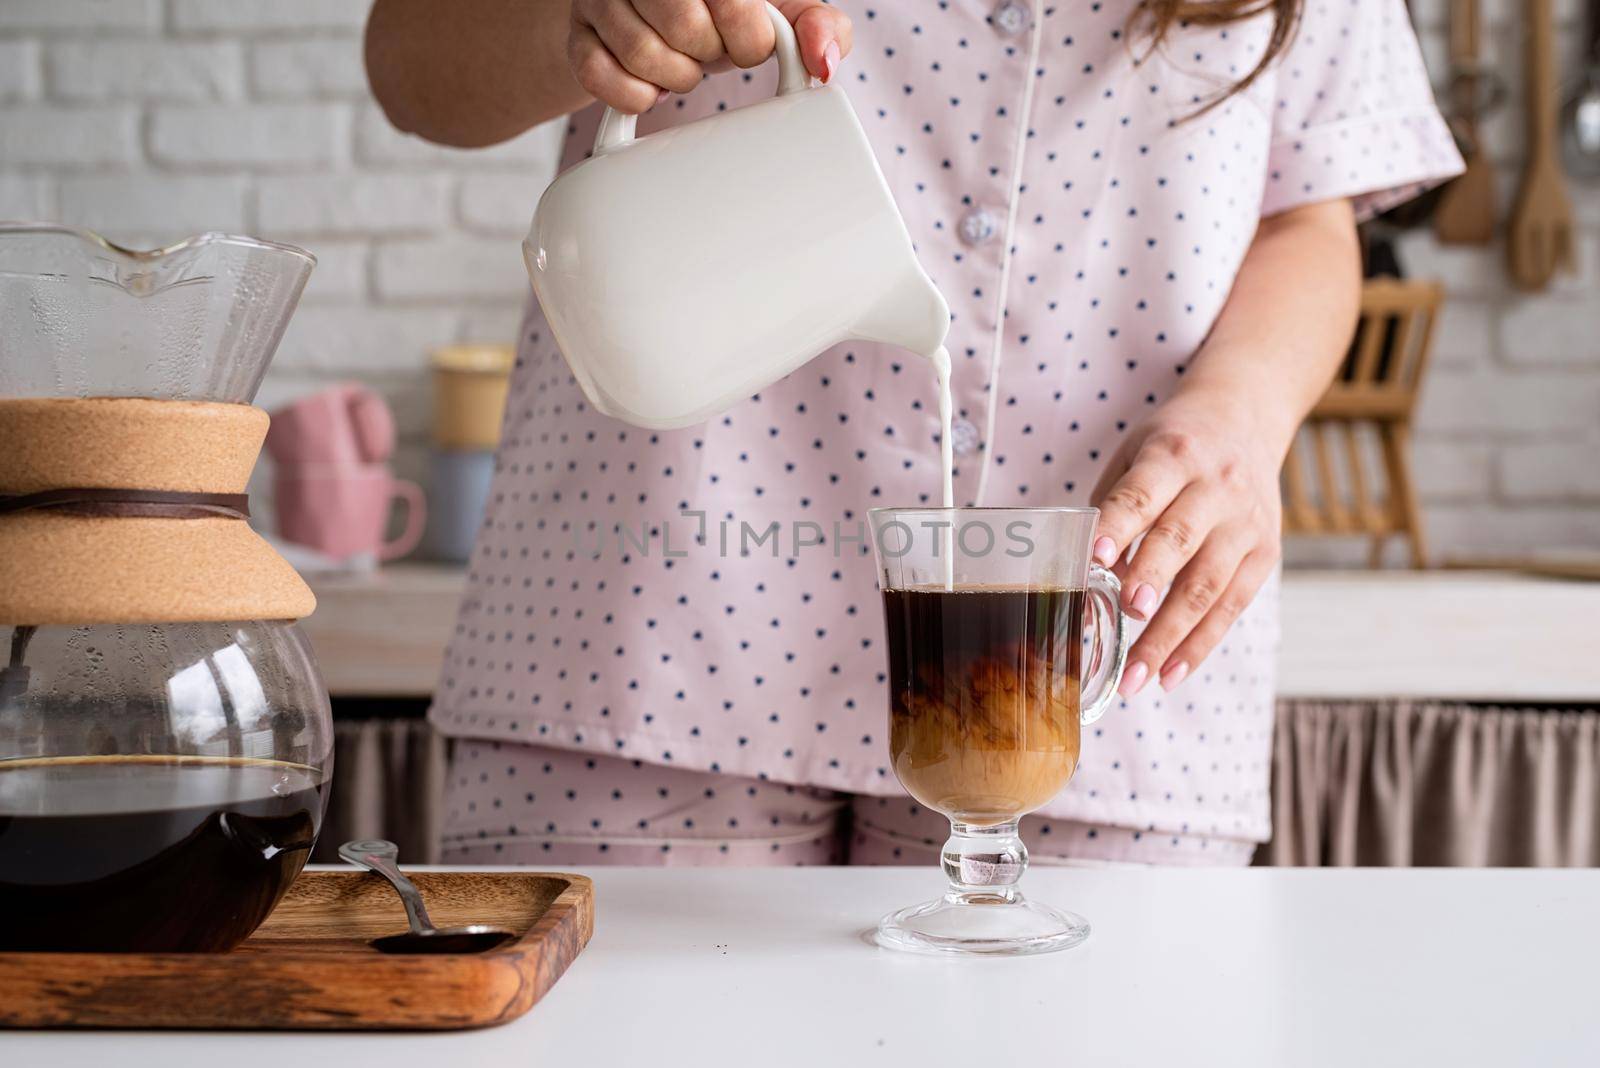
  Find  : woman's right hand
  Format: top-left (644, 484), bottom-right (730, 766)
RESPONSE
top-left (570, 0), bottom-right (852, 113)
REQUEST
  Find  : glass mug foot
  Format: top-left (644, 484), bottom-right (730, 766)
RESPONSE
top-left (873, 895), bottom-right (1090, 957)
top-left (872, 818), bottom-right (1090, 956)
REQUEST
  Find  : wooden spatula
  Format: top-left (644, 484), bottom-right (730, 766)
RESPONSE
top-left (1434, 0), bottom-right (1497, 243)
top-left (1507, 0), bottom-right (1578, 288)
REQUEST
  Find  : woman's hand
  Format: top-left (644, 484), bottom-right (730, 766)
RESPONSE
top-left (1088, 388), bottom-right (1286, 698)
top-left (570, 0), bottom-right (853, 113)
top-left (1087, 197), bottom-right (1359, 699)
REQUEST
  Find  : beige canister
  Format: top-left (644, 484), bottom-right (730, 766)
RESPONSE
top-left (431, 344), bottom-right (513, 450)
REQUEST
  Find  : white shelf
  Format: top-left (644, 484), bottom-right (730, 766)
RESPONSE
top-left (1274, 570), bottom-right (1599, 701)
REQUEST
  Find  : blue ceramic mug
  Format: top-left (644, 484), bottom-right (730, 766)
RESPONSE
top-left (427, 449), bottom-right (495, 562)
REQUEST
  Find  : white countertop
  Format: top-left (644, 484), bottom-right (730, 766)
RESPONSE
top-left (301, 566), bottom-right (1600, 701)
top-left (12, 866), bottom-right (1600, 1067)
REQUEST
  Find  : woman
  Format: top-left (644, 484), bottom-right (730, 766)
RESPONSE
top-left (367, 0), bottom-right (1459, 865)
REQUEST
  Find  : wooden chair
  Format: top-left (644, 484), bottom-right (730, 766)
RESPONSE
top-left (1281, 278), bottom-right (1444, 568)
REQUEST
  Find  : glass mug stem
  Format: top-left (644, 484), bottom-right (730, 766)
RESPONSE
top-left (938, 568), bottom-right (1127, 913)
top-left (942, 820), bottom-right (1027, 905)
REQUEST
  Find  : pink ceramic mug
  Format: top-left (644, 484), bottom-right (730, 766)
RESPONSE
top-left (273, 463), bottom-right (425, 562)
top-left (265, 384), bottom-right (397, 466)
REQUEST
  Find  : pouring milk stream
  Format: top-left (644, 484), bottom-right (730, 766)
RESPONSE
top-left (524, 4), bottom-right (958, 582)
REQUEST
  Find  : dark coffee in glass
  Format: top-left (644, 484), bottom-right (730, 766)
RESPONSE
top-left (884, 586), bottom-right (1085, 826)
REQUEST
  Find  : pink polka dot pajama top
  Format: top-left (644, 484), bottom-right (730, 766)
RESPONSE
top-left (433, 0), bottom-right (1461, 865)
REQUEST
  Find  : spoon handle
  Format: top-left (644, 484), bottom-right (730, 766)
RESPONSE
top-left (1527, 0), bottom-right (1558, 156)
top-left (338, 839), bottom-right (436, 935)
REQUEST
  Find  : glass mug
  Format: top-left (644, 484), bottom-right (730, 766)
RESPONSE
top-left (869, 508), bottom-right (1128, 955)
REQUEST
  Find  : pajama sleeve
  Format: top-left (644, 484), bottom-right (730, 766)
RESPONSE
top-left (1260, 0), bottom-right (1464, 220)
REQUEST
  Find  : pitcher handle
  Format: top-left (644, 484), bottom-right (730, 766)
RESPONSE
top-left (1079, 563), bottom-right (1130, 726)
top-left (593, 2), bottom-right (812, 154)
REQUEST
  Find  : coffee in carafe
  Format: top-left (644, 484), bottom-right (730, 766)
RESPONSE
top-left (0, 755), bottom-right (325, 952)
top-left (0, 225), bottom-right (332, 953)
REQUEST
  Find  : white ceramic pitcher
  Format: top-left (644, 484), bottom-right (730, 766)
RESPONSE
top-left (524, 3), bottom-right (950, 430)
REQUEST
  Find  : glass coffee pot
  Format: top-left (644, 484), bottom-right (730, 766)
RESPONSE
top-left (0, 224), bottom-right (333, 952)
top-left (870, 508), bottom-right (1128, 956)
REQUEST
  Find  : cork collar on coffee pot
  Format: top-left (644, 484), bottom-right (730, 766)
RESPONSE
top-left (0, 397), bottom-right (316, 625)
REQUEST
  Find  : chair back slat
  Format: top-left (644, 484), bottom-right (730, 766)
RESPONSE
top-left (1281, 434), bottom-right (1321, 532)
top-left (1311, 422), bottom-right (1351, 531)
top-left (1281, 279), bottom-right (1441, 566)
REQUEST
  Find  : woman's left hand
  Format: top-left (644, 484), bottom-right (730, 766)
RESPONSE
top-left (1088, 386), bottom-right (1286, 697)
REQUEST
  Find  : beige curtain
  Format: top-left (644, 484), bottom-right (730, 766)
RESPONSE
top-left (1261, 700), bottom-right (1600, 867)
top-left (312, 703), bottom-right (1600, 867)
top-left (312, 718), bottom-right (451, 865)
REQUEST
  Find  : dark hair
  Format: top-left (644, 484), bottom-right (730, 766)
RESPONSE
top-left (1129, 0), bottom-right (1305, 113)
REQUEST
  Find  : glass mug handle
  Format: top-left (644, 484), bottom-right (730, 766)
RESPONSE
top-left (1080, 563), bottom-right (1130, 725)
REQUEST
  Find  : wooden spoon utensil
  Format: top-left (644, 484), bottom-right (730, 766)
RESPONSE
top-left (1507, 0), bottom-right (1578, 289)
top-left (1434, 0), bottom-right (1501, 243)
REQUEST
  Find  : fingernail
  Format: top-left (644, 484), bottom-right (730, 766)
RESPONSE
top-left (1092, 536), bottom-right (1117, 567)
top-left (822, 40), bottom-right (840, 83)
top-left (1160, 660), bottom-right (1189, 691)
top-left (1129, 583), bottom-right (1158, 620)
top-left (1119, 660), bottom-right (1149, 697)
top-left (655, 88), bottom-right (669, 105)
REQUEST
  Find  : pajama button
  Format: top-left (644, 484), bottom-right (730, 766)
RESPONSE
top-left (992, 0), bottom-right (1030, 37)
top-left (959, 209), bottom-right (997, 246)
top-left (949, 419), bottom-right (980, 455)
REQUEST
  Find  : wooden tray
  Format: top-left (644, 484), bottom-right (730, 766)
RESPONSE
top-left (0, 870), bottom-right (593, 1031)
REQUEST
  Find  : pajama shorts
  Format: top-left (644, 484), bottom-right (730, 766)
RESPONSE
top-left (441, 741), bottom-right (1256, 867)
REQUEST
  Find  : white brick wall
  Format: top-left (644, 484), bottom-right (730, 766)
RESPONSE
top-left (0, 174), bottom-right (51, 218)
top-left (0, 1), bottom-right (1594, 561)
top-left (373, 237), bottom-right (530, 301)
top-left (1289, 10), bottom-right (1600, 562)
top-left (46, 40), bottom-right (244, 101)
top-left (0, 41), bottom-right (42, 100)
top-left (0, 1), bottom-right (161, 33)
top-left (56, 174), bottom-right (248, 235)
top-left (256, 174), bottom-right (450, 234)
top-left (0, 106), bottom-right (137, 165)
top-left (0, 0), bottom-right (560, 526)
top-left (251, 39), bottom-right (371, 98)
top-left (147, 104), bottom-right (351, 167)
top-left (168, 0), bottom-right (369, 33)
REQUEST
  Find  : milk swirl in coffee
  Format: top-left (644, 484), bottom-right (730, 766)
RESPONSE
top-left (883, 587), bottom-right (1083, 826)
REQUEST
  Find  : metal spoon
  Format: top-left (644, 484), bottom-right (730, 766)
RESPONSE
top-left (338, 839), bottom-right (514, 954)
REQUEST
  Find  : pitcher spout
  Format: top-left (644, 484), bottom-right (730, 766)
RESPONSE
top-left (851, 267), bottom-right (951, 358)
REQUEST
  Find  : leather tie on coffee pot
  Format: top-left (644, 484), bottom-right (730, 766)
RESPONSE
top-left (0, 488), bottom-right (251, 520)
